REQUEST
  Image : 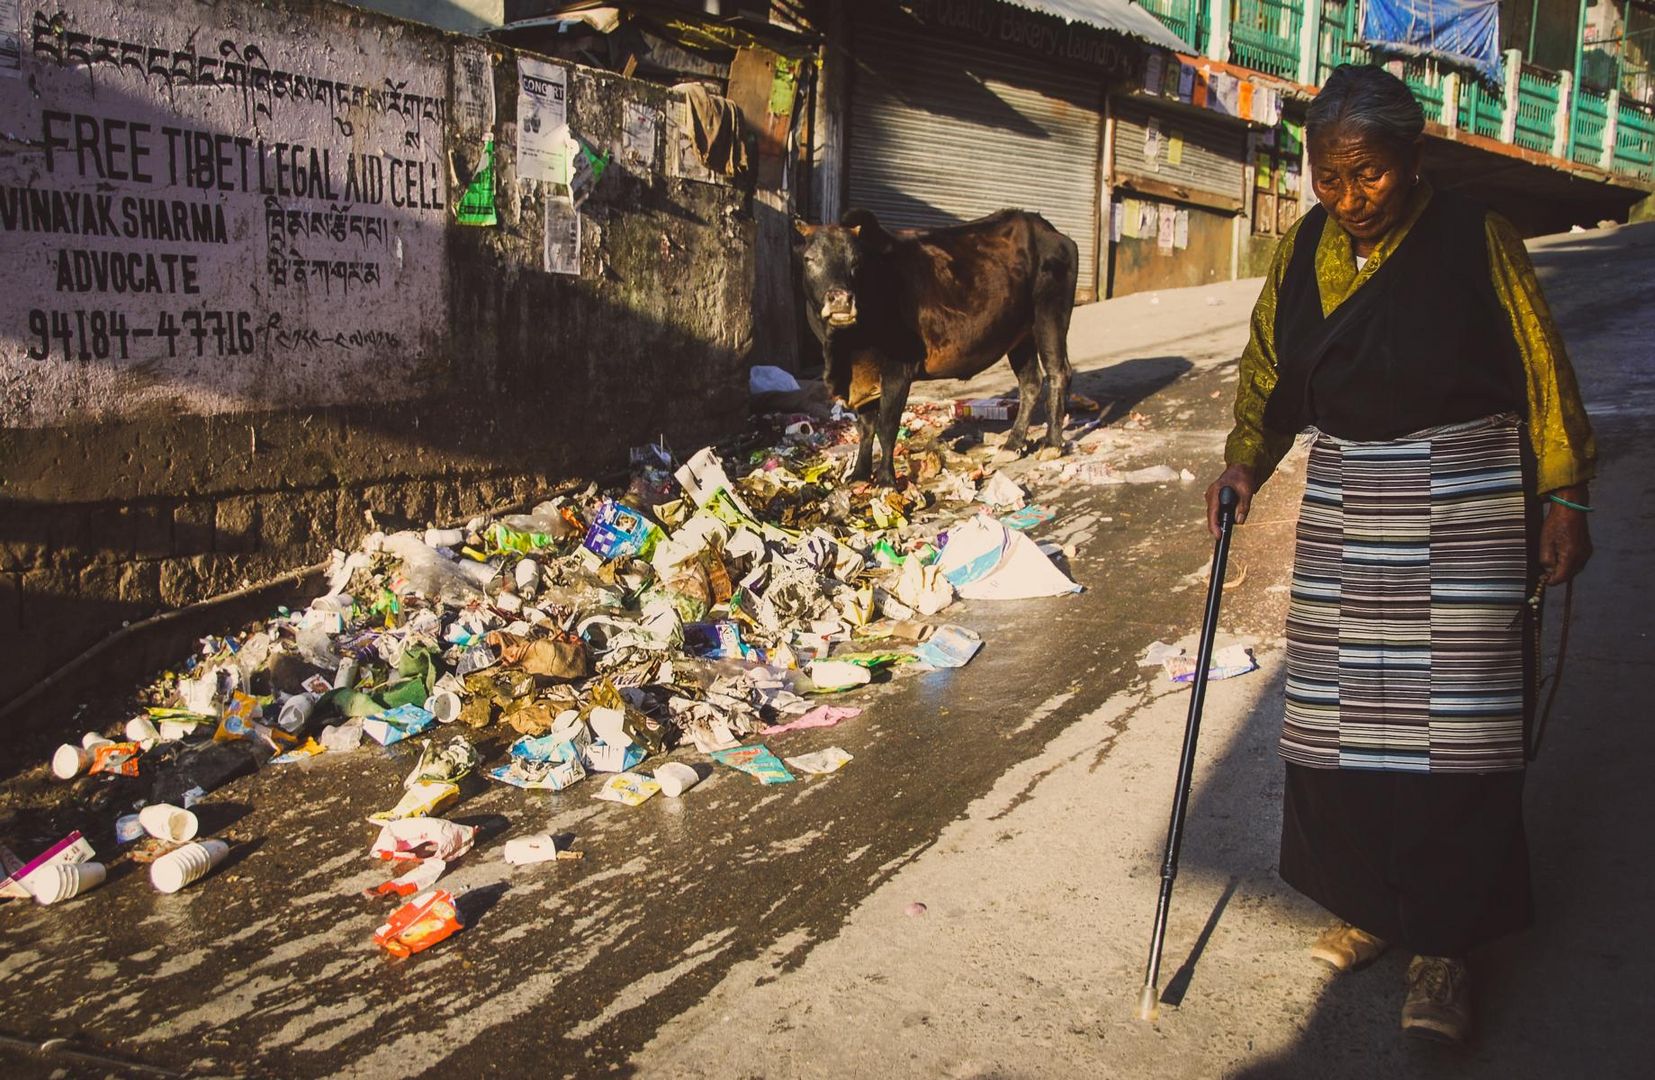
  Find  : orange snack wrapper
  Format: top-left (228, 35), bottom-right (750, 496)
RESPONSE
top-left (372, 889), bottom-right (463, 957)
top-left (89, 742), bottom-right (142, 777)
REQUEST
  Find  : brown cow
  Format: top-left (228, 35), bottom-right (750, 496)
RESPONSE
top-left (795, 208), bottom-right (1078, 485)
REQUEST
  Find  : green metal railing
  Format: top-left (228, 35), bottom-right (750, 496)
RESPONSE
top-left (1316, 0), bottom-right (1362, 85)
top-left (1513, 66), bottom-right (1562, 153)
top-left (1230, 0), bottom-right (1304, 80)
top-left (1139, 0), bottom-right (1206, 50)
top-left (1615, 99), bottom-right (1655, 178)
top-left (1456, 77), bottom-right (1506, 140)
top-left (1400, 57), bottom-right (1446, 124)
top-left (1570, 86), bottom-right (1610, 164)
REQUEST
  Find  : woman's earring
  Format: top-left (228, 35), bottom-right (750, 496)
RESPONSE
top-left (1412, 174), bottom-right (1421, 187)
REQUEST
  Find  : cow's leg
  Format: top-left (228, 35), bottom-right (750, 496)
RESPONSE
top-left (1033, 255), bottom-right (1078, 451)
top-left (851, 405), bottom-right (877, 482)
top-left (1004, 337), bottom-right (1042, 453)
top-left (874, 366), bottom-right (914, 487)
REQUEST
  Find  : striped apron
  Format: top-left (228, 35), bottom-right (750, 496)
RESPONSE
top-left (1281, 414), bottom-right (1530, 774)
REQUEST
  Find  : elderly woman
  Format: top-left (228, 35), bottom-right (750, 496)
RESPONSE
top-left (1208, 65), bottom-right (1595, 1043)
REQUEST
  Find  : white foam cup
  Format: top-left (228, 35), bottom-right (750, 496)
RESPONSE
top-left (276, 693), bottom-right (317, 733)
top-left (139, 804), bottom-right (200, 843)
top-left (424, 527), bottom-right (466, 548)
top-left (81, 732), bottom-right (113, 750)
top-left (51, 743), bottom-right (91, 780)
top-left (425, 691), bottom-right (463, 724)
top-left (514, 559), bottom-right (540, 593)
top-left (30, 862), bottom-right (106, 905)
top-left (150, 839), bottom-right (230, 894)
top-left (654, 762), bottom-right (701, 798)
top-left (333, 658), bottom-right (359, 690)
top-left (125, 716), bottom-right (162, 746)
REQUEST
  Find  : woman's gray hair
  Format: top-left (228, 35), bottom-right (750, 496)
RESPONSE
top-left (1306, 65), bottom-right (1426, 149)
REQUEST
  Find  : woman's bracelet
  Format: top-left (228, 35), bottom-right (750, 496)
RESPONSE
top-left (1547, 494), bottom-right (1594, 513)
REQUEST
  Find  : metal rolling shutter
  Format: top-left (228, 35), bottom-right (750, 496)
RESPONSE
top-left (1112, 96), bottom-right (1247, 206)
top-left (846, 17), bottom-right (1104, 297)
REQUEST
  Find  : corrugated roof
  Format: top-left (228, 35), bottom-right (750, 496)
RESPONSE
top-left (999, 0), bottom-right (1190, 52)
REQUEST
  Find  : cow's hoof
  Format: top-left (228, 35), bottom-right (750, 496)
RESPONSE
top-left (1002, 437), bottom-right (1029, 456)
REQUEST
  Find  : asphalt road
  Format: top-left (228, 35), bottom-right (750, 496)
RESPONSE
top-left (1, 221), bottom-right (1650, 1079)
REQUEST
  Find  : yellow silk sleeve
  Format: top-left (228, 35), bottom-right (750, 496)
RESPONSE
top-left (1224, 217), bottom-right (1304, 484)
top-left (1484, 213), bottom-right (1597, 493)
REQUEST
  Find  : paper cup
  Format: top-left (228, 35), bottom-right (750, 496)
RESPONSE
top-left (81, 731), bottom-right (113, 750)
top-left (333, 658), bottom-right (359, 690)
top-left (424, 527), bottom-right (466, 548)
top-left (425, 691), bottom-right (462, 725)
top-left (139, 803), bottom-right (200, 843)
top-left (125, 716), bottom-right (162, 746)
top-left (150, 839), bottom-right (229, 894)
top-left (654, 762), bottom-right (701, 798)
top-left (514, 559), bottom-right (540, 592)
top-left (51, 743), bottom-right (91, 780)
top-left (29, 861), bottom-right (106, 905)
top-left (503, 834), bottom-right (562, 865)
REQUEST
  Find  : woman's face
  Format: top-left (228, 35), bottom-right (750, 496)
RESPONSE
top-left (1308, 127), bottom-right (1424, 246)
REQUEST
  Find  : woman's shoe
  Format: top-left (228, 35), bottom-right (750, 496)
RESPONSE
top-left (1401, 955), bottom-right (1471, 1043)
top-left (1309, 922), bottom-right (1388, 972)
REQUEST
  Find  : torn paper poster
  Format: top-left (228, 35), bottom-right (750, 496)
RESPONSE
top-left (1165, 644), bottom-right (1258, 683)
top-left (785, 747), bottom-right (853, 775)
top-left (545, 195), bottom-right (580, 276)
top-left (620, 101), bottom-right (659, 172)
top-left (453, 44), bottom-right (496, 134)
top-left (710, 744), bottom-right (795, 784)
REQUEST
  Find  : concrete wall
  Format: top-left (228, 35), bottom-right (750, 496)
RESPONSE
top-left (0, 0), bottom-right (756, 717)
top-left (350, 0), bottom-right (505, 34)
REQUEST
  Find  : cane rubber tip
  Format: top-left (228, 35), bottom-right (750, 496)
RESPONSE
top-left (1137, 985), bottom-right (1160, 1022)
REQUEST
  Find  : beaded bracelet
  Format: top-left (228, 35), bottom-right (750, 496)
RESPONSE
top-left (1547, 494), bottom-right (1594, 513)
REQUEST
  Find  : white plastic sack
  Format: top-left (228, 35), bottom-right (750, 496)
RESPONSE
top-left (749, 365), bottom-right (802, 395)
top-left (938, 517), bottom-right (1080, 601)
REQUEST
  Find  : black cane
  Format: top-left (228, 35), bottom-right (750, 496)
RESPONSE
top-left (1138, 484), bottom-right (1239, 1021)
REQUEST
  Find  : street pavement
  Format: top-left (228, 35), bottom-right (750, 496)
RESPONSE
top-left (1, 222), bottom-right (1651, 1079)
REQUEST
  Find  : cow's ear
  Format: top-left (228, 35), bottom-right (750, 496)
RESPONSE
top-left (793, 218), bottom-right (815, 238)
top-left (842, 207), bottom-right (894, 254)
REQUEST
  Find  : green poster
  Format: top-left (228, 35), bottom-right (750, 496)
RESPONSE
top-left (455, 140), bottom-right (498, 227)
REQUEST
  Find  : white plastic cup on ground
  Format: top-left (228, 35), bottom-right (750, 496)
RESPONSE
top-left (51, 744), bottom-right (91, 780)
top-left (138, 804), bottom-right (200, 843)
top-left (29, 862), bottom-right (106, 905)
top-left (654, 762), bottom-right (701, 798)
top-left (81, 732), bottom-right (113, 750)
top-left (424, 527), bottom-right (466, 548)
top-left (125, 716), bottom-right (162, 747)
top-left (333, 658), bottom-right (359, 690)
top-left (503, 834), bottom-right (562, 865)
top-left (425, 691), bottom-right (463, 725)
top-left (514, 559), bottom-right (540, 593)
top-left (149, 839), bottom-right (230, 894)
top-left (277, 693), bottom-right (317, 733)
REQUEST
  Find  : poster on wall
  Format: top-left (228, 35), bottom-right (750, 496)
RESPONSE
top-left (620, 102), bottom-right (658, 173)
top-left (0, 0), bottom-right (449, 428)
top-left (544, 195), bottom-right (580, 275)
top-left (0, 0), bottom-right (21, 77)
top-left (516, 57), bottom-right (570, 184)
top-left (454, 44), bottom-right (496, 135)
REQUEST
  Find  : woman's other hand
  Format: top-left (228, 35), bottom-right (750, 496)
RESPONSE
top-left (1206, 464), bottom-right (1258, 539)
top-left (1539, 487), bottom-right (1593, 585)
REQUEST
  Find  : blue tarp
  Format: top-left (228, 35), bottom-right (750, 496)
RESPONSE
top-left (1362, 0), bottom-right (1504, 85)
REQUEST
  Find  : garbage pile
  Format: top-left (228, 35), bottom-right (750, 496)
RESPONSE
top-left (3, 394), bottom-right (1090, 943)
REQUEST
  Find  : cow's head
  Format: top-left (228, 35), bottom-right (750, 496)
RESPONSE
top-left (794, 209), bottom-right (895, 332)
